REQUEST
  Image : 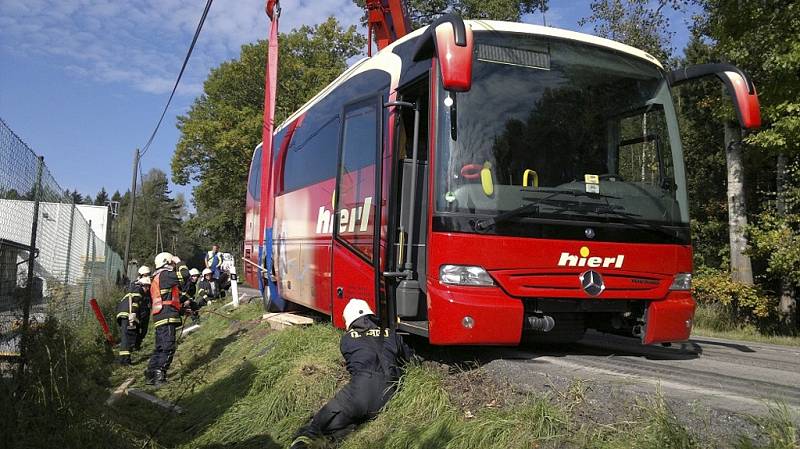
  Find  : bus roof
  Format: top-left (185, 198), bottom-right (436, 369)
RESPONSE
top-left (272, 20), bottom-right (663, 136)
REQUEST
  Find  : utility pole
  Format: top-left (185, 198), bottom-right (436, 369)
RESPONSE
top-left (123, 148), bottom-right (139, 282)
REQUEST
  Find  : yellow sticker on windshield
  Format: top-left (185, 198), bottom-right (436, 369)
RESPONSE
top-left (584, 174), bottom-right (599, 184)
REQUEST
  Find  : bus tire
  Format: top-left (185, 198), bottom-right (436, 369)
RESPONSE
top-left (262, 287), bottom-right (281, 312)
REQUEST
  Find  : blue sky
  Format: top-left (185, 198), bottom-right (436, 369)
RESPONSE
top-left (0, 0), bottom-right (700, 205)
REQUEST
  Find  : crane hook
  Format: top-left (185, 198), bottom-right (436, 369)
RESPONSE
top-left (265, 0), bottom-right (281, 20)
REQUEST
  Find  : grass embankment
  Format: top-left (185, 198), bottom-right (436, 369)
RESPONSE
top-left (4, 294), bottom-right (797, 449)
top-left (0, 284), bottom-right (143, 449)
top-left (692, 304), bottom-right (800, 347)
top-left (106, 301), bottom-right (795, 449)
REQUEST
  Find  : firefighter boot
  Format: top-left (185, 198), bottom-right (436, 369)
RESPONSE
top-left (144, 368), bottom-right (155, 385)
top-left (289, 436), bottom-right (315, 449)
top-left (153, 369), bottom-right (168, 387)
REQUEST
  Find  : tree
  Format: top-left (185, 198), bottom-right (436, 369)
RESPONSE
top-left (675, 34), bottom-right (729, 269)
top-left (94, 187), bottom-right (109, 206)
top-left (172, 17), bottom-right (366, 252)
top-left (353, 0), bottom-right (548, 28)
top-left (110, 169), bottom-right (189, 269)
top-left (694, 0), bottom-right (800, 324)
top-left (579, 0), bottom-right (682, 64)
top-left (68, 190), bottom-right (83, 204)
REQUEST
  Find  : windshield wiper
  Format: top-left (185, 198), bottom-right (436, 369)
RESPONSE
top-left (474, 188), bottom-right (620, 231)
top-left (520, 187), bottom-right (620, 201)
top-left (473, 191), bottom-right (592, 231)
top-left (561, 204), bottom-right (681, 240)
top-left (473, 189), bottom-right (681, 240)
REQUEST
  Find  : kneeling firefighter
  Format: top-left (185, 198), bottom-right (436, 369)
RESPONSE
top-left (290, 299), bottom-right (414, 448)
top-left (115, 270), bottom-right (151, 365)
top-left (145, 252), bottom-right (191, 386)
top-left (196, 268), bottom-right (221, 306)
top-left (183, 268), bottom-right (202, 323)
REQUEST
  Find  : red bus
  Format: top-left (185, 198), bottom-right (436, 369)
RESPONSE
top-left (244, 19), bottom-right (760, 345)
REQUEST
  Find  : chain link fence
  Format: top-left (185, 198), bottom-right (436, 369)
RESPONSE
top-left (0, 117), bottom-right (124, 359)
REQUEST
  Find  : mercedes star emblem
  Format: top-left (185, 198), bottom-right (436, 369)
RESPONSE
top-left (585, 227), bottom-right (596, 239)
top-left (579, 270), bottom-right (605, 296)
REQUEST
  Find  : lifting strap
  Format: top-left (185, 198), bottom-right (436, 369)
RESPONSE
top-left (259, 1), bottom-right (280, 245)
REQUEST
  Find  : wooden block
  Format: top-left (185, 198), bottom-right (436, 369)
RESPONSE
top-left (262, 313), bottom-right (314, 330)
top-left (127, 388), bottom-right (184, 414)
top-left (106, 377), bottom-right (135, 406)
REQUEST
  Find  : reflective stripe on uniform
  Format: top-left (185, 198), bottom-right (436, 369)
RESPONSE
top-left (116, 312), bottom-right (130, 319)
top-left (154, 317), bottom-right (182, 327)
top-left (118, 350), bottom-right (131, 356)
top-left (177, 266), bottom-right (187, 284)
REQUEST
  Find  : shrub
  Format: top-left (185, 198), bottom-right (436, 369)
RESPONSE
top-left (748, 211), bottom-right (800, 288)
top-left (692, 269), bottom-right (774, 323)
top-left (0, 312), bottom-right (145, 449)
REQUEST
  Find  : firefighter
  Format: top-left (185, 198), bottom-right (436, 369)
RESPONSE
top-left (145, 252), bottom-right (191, 386)
top-left (134, 265), bottom-right (152, 351)
top-left (183, 268), bottom-right (202, 323)
top-left (115, 272), bottom-right (151, 365)
top-left (196, 268), bottom-right (221, 307)
top-left (175, 257), bottom-right (192, 290)
top-left (205, 244), bottom-right (222, 281)
top-left (290, 299), bottom-right (414, 448)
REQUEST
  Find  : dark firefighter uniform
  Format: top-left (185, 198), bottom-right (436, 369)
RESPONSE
top-left (291, 315), bottom-right (413, 447)
top-left (196, 278), bottom-right (220, 307)
top-left (182, 277), bottom-right (201, 323)
top-left (134, 282), bottom-right (152, 351)
top-left (115, 283), bottom-right (144, 365)
top-left (145, 265), bottom-right (190, 385)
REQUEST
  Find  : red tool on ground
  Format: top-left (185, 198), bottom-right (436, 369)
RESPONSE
top-left (89, 298), bottom-right (115, 345)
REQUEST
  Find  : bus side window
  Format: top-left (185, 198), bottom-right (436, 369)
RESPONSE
top-left (337, 98), bottom-right (380, 259)
top-left (248, 146), bottom-right (262, 199)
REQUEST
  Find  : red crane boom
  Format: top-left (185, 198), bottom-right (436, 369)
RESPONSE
top-left (365, 0), bottom-right (411, 55)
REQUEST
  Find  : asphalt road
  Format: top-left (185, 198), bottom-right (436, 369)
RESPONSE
top-left (234, 287), bottom-right (799, 419)
top-left (473, 331), bottom-right (800, 419)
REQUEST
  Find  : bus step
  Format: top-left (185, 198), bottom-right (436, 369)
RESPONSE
top-left (398, 320), bottom-right (429, 337)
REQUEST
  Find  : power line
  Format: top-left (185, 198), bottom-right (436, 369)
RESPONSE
top-left (124, 0), bottom-right (213, 274)
top-left (139, 0), bottom-right (214, 158)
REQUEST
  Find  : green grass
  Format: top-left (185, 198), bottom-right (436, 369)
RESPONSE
top-left (693, 304), bottom-right (800, 347)
top-left (7, 294), bottom-right (798, 449)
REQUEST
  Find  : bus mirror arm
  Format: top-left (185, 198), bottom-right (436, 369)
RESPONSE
top-left (667, 63), bottom-right (761, 129)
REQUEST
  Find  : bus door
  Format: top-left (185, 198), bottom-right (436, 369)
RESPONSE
top-left (386, 76), bottom-right (430, 335)
top-left (331, 96), bottom-right (383, 328)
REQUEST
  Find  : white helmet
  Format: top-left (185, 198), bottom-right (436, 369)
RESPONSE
top-left (189, 268), bottom-right (201, 276)
top-left (138, 276), bottom-right (151, 285)
top-left (138, 265), bottom-right (151, 276)
top-left (343, 299), bottom-right (374, 329)
top-left (202, 268), bottom-right (212, 276)
top-left (154, 252), bottom-right (174, 269)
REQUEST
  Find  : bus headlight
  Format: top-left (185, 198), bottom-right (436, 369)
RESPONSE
top-left (669, 273), bottom-right (692, 291)
top-left (440, 265), bottom-right (494, 286)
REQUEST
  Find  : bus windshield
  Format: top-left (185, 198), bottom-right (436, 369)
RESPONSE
top-left (435, 32), bottom-right (689, 234)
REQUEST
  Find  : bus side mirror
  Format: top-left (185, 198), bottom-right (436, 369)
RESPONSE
top-left (668, 63), bottom-right (761, 129)
top-left (413, 13), bottom-right (473, 92)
